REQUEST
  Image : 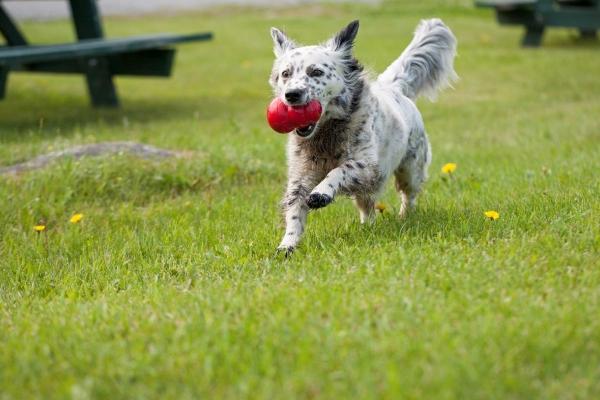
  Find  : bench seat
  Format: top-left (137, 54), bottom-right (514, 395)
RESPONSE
top-left (0, 0), bottom-right (213, 107)
top-left (0, 32), bottom-right (212, 66)
top-left (0, 31), bottom-right (212, 105)
top-left (475, 0), bottom-right (600, 46)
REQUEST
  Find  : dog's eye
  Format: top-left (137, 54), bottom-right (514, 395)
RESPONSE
top-left (309, 69), bottom-right (324, 78)
top-left (281, 70), bottom-right (291, 79)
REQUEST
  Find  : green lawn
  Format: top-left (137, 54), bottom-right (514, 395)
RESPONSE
top-left (1, 1), bottom-right (600, 398)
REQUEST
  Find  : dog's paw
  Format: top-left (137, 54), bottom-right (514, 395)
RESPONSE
top-left (276, 245), bottom-right (295, 258)
top-left (306, 192), bottom-right (332, 209)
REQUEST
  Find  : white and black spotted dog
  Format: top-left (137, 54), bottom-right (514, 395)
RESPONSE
top-left (269, 19), bottom-right (457, 255)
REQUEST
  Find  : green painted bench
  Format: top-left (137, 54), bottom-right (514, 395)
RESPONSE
top-left (475, 0), bottom-right (600, 46)
top-left (0, 0), bottom-right (212, 107)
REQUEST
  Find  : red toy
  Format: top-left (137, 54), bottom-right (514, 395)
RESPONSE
top-left (267, 98), bottom-right (322, 133)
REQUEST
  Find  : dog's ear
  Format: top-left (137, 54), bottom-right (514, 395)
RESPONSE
top-left (270, 27), bottom-right (295, 57)
top-left (328, 20), bottom-right (359, 53)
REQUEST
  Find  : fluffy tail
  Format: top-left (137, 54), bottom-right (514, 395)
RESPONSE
top-left (378, 18), bottom-right (457, 101)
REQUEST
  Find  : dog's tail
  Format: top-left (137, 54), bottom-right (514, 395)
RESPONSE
top-left (378, 18), bottom-right (457, 101)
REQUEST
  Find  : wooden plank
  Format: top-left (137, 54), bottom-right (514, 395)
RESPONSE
top-left (106, 48), bottom-right (175, 76)
top-left (0, 4), bottom-right (27, 45)
top-left (495, 8), bottom-right (537, 25)
top-left (475, 0), bottom-right (537, 8)
top-left (12, 48), bottom-right (176, 76)
top-left (540, 9), bottom-right (600, 29)
top-left (0, 33), bottom-right (212, 66)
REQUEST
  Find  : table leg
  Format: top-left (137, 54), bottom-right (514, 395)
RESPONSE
top-left (84, 57), bottom-right (119, 107)
top-left (0, 67), bottom-right (8, 99)
top-left (0, 4), bottom-right (27, 46)
top-left (68, 0), bottom-right (119, 107)
top-left (522, 25), bottom-right (545, 47)
top-left (579, 29), bottom-right (597, 40)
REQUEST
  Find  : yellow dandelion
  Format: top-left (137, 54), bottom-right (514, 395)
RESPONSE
top-left (484, 210), bottom-right (500, 221)
top-left (441, 163), bottom-right (457, 174)
top-left (374, 202), bottom-right (387, 213)
top-left (34, 225), bottom-right (46, 232)
top-left (69, 213), bottom-right (84, 224)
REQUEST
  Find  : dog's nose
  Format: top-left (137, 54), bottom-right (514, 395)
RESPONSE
top-left (285, 89), bottom-right (305, 104)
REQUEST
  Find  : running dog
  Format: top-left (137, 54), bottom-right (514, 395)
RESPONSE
top-left (269, 19), bottom-right (457, 255)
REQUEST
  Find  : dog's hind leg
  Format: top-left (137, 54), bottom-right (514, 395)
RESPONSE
top-left (395, 166), bottom-right (424, 217)
top-left (354, 194), bottom-right (375, 224)
top-left (395, 134), bottom-right (431, 217)
top-left (394, 170), bottom-right (416, 218)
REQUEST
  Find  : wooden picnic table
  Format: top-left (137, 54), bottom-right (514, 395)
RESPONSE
top-left (0, 0), bottom-right (212, 107)
top-left (476, 0), bottom-right (600, 46)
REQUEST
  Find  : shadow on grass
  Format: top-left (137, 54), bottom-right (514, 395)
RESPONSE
top-left (0, 94), bottom-right (230, 143)
top-left (309, 205), bottom-right (502, 252)
top-left (389, 208), bottom-right (484, 240)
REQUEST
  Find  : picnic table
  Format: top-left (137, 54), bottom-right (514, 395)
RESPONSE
top-left (0, 0), bottom-right (212, 107)
top-left (476, 0), bottom-right (600, 46)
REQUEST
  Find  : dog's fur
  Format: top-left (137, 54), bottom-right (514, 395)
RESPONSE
top-left (269, 19), bottom-right (457, 254)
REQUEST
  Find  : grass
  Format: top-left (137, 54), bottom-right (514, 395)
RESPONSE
top-left (1, 1), bottom-right (600, 398)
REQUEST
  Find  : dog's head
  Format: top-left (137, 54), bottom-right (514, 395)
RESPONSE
top-left (268, 20), bottom-right (362, 139)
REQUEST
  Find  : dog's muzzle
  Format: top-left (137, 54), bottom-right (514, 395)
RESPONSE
top-left (284, 89), bottom-right (307, 106)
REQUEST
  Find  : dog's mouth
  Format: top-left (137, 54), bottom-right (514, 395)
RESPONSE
top-left (295, 124), bottom-right (316, 138)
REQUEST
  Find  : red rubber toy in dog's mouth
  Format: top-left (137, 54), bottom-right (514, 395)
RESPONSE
top-left (267, 98), bottom-right (322, 137)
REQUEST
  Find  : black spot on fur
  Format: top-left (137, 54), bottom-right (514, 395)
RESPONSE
top-left (331, 20), bottom-right (360, 52)
top-left (349, 79), bottom-right (364, 114)
top-left (284, 184), bottom-right (309, 210)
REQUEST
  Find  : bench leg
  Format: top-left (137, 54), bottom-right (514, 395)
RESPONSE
top-left (522, 25), bottom-right (545, 47)
top-left (0, 68), bottom-right (7, 99)
top-left (69, 0), bottom-right (119, 107)
top-left (84, 57), bottom-right (119, 107)
top-left (579, 29), bottom-right (597, 40)
top-left (0, 4), bottom-right (27, 46)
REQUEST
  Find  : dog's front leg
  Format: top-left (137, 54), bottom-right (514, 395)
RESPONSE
top-left (277, 183), bottom-right (312, 256)
top-left (307, 160), bottom-right (378, 210)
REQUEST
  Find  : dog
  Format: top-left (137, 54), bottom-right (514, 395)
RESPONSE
top-left (269, 19), bottom-right (457, 255)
